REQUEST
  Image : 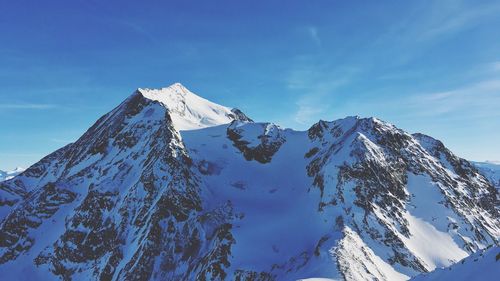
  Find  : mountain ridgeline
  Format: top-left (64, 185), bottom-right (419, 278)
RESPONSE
top-left (0, 83), bottom-right (498, 281)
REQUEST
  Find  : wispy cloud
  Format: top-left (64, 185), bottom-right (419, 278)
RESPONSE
top-left (292, 77), bottom-right (350, 124)
top-left (407, 78), bottom-right (500, 117)
top-left (417, 1), bottom-right (500, 41)
top-left (488, 61), bottom-right (500, 72)
top-left (114, 20), bottom-right (155, 42)
top-left (49, 138), bottom-right (76, 144)
top-left (285, 56), bottom-right (360, 125)
top-left (296, 25), bottom-right (322, 48)
top-left (0, 153), bottom-right (44, 157)
top-left (0, 103), bottom-right (58, 109)
top-left (368, 1), bottom-right (500, 66)
top-left (294, 102), bottom-right (325, 125)
top-left (306, 26), bottom-right (321, 47)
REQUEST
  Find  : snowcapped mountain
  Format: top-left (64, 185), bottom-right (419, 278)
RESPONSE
top-left (0, 83), bottom-right (498, 281)
top-left (138, 83), bottom-right (251, 130)
top-left (472, 161), bottom-right (500, 190)
top-left (410, 245), bottom-right (499, 281)
top-left (0, 167), bottom-right (25, 182)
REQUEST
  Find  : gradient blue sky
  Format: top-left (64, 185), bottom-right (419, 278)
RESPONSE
top-left (1, 0), bottom-right (500, 170)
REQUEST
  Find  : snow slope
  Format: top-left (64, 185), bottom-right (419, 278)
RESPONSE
top-left (0, 83), bottom-right (498, 281)
top-left (411, 246), bottom-right (500, 281)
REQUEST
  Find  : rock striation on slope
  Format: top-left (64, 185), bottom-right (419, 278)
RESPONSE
top-left (0, 83), bottom-right (498, 281)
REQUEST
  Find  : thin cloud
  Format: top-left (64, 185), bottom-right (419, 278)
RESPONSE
top-left (306, 26), bottom-right (321, 47)
top-left (0, 103), bottom-right (58, 109)
top-left (296, 25), bottom-right (322, 48)
top-left (292, 96), bottom-right (323, 124)
top-left (0, 153), bottom-right (43, 157)
top-left (286, 57), bottom-right (360, 125)
top-left (301, 61), bottom-right (500, 126)
top-left (105, 18), bottom-right (156, 43)
top-left (417, 1), bottom-right (500, 41)
top-left (368, 1), bottom-right (500, 66)
top-left (292, 78), bottom-right (349, 124)
top-left (50, 138), bottom-right (75, 144)
top-left (489, 61), bottom-right (500, 72)
top-left (398, 78), bottom-right (500, 118)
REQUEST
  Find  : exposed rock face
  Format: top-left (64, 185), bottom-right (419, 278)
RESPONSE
top-left (0, 84), bottom-right (498, 281)
top-left (227, 122), bottom-right (286, 164)
top-left (230, 108), bottom-right (253, 123)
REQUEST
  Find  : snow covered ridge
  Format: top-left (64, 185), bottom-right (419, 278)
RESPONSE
top-left (0, 167), bottom-right (24, 182)
top-left (410, 245), bottom-right (500, 281)
top-left (0, 83), bottom-right (498, 280)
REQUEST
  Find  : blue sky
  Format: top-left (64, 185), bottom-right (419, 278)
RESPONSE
top-left (1, 0), bottom-right (500, 170)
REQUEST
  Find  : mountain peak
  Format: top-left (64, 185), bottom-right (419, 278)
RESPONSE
top-left (136, 82), bottom-right (200, 102)
top-left (136, 83), bottom-right (250, 130)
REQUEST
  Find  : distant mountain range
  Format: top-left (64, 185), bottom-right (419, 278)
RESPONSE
top-left (473, 161), bottom-right (500, 190)
top-left (0, 83), bottom-right (498, 281)
top-left (0, 167), bottom-right (24, 182)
